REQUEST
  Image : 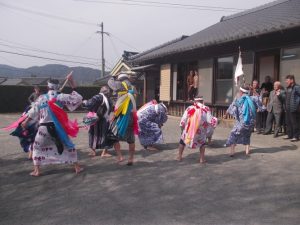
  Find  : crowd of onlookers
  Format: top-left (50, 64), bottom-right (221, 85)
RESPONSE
top-left (250, 75), bottom-right (300, 142)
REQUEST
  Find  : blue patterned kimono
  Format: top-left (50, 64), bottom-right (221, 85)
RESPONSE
top-left (83, 93), bottom-right (113, 149)
top-left (9, 106), bottom-right (38, 153)
top-left (226, 94), bottom-right (262, 146)
top-left (137, 102), bottom-right (168, 147)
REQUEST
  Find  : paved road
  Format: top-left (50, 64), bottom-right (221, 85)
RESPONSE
top-left (0, 113), bottom-right (299, 225)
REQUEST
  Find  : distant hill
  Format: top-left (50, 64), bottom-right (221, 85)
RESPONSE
top-left (0, 64), bottom-right (103, 85)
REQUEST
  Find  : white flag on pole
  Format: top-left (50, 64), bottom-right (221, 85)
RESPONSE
top-left (234, 50), bottom-right (244, 86)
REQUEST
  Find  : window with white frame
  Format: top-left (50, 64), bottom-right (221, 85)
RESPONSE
top-left (215, 56), bottom-right (234, 104)
top-left (280, 47), bottom-right (300, 84)
top-left (198, 59), bottom-right (213, 104)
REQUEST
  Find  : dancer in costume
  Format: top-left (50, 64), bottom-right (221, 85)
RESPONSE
top-left (177, 95), bottom-right (218, 163)
top-left (206, 123), bottom-right (217, 145)
top-left (224, 85), bottom-right (262, 156)
top-left (21, 75), bottom-right (83, 176)
top-left (3, 106), bottom-right (38, 160)
top-left (203, 99), bottom-right (218, 145)
top-left (137, 100), bottom-right (168, 151)
top-left (82, 86), bottom-right (113, 157)
top-left (107, 73), bottom-right (138, 165)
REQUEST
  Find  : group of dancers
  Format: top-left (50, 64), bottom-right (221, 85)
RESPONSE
top-left (4, 72), bottom-right (262, 176)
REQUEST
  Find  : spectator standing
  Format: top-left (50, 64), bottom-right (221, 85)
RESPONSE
top-left (250, 80), bottom-right (263, 133)
top-left (188, 70), bottom-right (199, 100)
top-left (259, 76), bottom-right (273, 132)
top-left (187, 70), bottom-right (194, 100)
top-left (284, 75), bottom-right (300, 142)
top-left (263, 81), bottom-right (285, 137)
top-left (261, 75), bottom-right (273, 94)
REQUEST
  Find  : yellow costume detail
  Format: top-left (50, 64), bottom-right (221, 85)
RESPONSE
top-left (114, 82), bottom-right (131, 117)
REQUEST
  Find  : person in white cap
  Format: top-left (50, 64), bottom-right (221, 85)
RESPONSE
top-left (107, 73), bottom-right (138, 165)
top-left (137, 100), bottom-right (168, 151)
top-left (21, 73), bottom-right (83, 176)
top-left (224, 84), bottom-right (262, 156)
top-left (177, 94), bottom-right (218, 163)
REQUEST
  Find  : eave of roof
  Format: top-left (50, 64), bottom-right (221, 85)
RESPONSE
top-left (131, 64), bottom-right (156, 71)
top-left (131, 0), bottom-right (300, 63)
top-left (129, 35), bottom-right (189, 61)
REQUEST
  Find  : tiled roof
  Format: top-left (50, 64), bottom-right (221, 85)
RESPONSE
top-left (131, 0), bottom-right (300, 63)
top-left (129, 35), bottom-right (188, 61)
top-left (19, 77), bottom-right (49, 85)
top-left (0, 77), bottom-right (7, 84)
top-left (1, 78), bottom-right (22, 85)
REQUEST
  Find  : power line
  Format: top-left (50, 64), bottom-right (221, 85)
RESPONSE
top-left (0, 36), bottom-right (101, 65)
top-left (0, 55), bottom-right (18, 67)
top-left (0, 50), bottom-right (100, 67)
top-left (2, 3), bottom-right (68, 32)
top-left (74, 0), bottom-right (244, 12)
top-left (112, 0), bottom-right (245, 11)
top-left (108, 37), bottom-right (121, 59)
top-left (70, 33), bottom-right (97, 56)
top-left (0, 2), bottom-right (96, 26)
top-left (0, 42), bottom-right (100, 62)
top-left (104, 59), bottom-right (114, 68)
top-left (109, 34), bottom-right (139, 51)
top-left (105, 64), bottom-right (112, 70)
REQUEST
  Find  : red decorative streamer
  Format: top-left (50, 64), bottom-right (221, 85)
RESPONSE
top-left (132, 111), bottom-right (139, 135)
top-left (48, 98), bottom-right (79, 137)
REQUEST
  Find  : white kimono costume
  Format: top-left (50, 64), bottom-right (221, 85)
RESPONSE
top-left (28, 90), bottom-right (82, 166)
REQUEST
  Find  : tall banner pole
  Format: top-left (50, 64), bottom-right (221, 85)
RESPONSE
top-left (234, 46), bottom-right (244, 87)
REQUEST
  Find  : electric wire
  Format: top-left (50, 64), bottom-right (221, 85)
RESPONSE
top-left (0, 42), bottom-right (99, 62)
top-left (0, 50), bottom-right (100, 67)
top-left (74, 0), bottom-right (244, 12)
top-left (0, 2), bottom-right (96, 26)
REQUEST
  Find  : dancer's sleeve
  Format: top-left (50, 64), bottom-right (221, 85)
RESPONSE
top-left (83, 94), bottom-right (103, 112)
top-left (58, 91), bottom-right (83, 111)
top-left (28, 93), bottom-right (34, 104)
top-left (27, 97), bottom-right (41, 121)
top-left (226, 101), bottom-right (237, 118)
top-left (180, 108), bottom-right (189, 128)
top-left (205, 107), bottom-right (218, 128)
top-left (251, 95), bottom-right (263, 111)
top-left (157, 110), bottom-right (168, 125)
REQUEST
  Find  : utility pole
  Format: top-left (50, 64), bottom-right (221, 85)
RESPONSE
top-left (97, 22), bottom-right (109, 78)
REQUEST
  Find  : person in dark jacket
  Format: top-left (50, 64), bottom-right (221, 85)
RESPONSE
top-left (82, 86), bottom-right (113, 157)
top-left (260, 75), bottom-right (273, 94)
top-left (284, 75), bottom-right (300, 142)
top-left (263, 81), bottom-right (285, 137)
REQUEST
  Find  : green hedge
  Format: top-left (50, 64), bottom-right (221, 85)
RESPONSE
top-left (0, 85), bottom-right (100, 113)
